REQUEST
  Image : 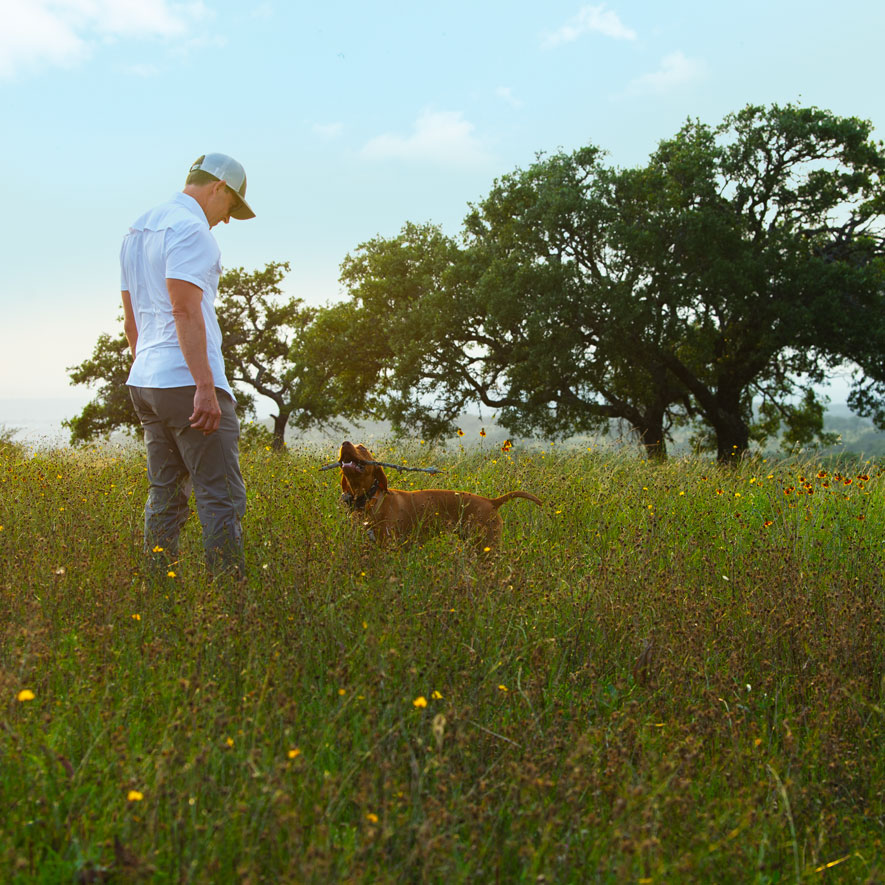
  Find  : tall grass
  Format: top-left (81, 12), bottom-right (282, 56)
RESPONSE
top-left (1, 437), bottom-right (882, 882)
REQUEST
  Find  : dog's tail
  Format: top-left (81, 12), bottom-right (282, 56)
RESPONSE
top-left (490, 491), bottom-right (542, 508)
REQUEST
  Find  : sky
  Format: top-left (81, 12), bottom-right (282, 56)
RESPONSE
top-left (2, 0), bottom-right (883, 412)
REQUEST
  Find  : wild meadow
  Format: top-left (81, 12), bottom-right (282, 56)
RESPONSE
top-left (0, 432), bottom-right (882, 883)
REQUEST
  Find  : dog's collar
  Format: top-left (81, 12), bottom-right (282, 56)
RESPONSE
top-left (343, 478), bottom-right (383, 512)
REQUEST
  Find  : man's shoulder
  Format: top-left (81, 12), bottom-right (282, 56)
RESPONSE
top-left (128, 194), bottom-right (207, 236)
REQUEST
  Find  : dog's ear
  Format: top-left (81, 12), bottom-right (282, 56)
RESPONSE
top-left (374, 463), bottom-right (388, 492)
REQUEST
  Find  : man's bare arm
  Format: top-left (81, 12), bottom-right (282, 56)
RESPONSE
top-left (167, 278), bottom-right (221, 435)
top-left (121, 290), bottom-right (138, 358)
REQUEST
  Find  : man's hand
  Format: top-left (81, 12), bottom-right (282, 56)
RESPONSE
top-left (189, 385), bottom-right (222, 435)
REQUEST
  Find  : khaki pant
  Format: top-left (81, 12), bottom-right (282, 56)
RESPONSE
top-left (129, 386), bottom-right (246, 578)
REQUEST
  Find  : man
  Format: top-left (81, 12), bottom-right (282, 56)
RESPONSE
top-left (120, 153), bottom-right (255, 578)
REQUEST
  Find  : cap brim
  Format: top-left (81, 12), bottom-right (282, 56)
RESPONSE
top-left (223, 183), bottom-right (255, 220)
top-left (230, 196), bottom-right (255, 220)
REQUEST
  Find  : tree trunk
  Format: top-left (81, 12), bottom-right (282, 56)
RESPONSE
top-left (713, 410), bottom-right (750, 463)
top-left (637, 420), bottom-right (668, 460)
top-left (272, 411), bottom-right (290, 450)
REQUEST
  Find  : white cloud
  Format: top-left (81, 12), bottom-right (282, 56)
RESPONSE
top-left (542, 5), bottom-right (636, 49)
top-left (93, 0), bottom-right (208, 38)
top-left (625, 51), bottom-right (707, 95)
top-left (0, 0), bottom-right (210, 79)
top-left (312, 121), bottom-right (343, 138)
top-left (496, 86), bottom-right (523, 109)
top-left (362, 109), bottom-right (492, 169)
top-left (0, 2), bottom-right (87, 77)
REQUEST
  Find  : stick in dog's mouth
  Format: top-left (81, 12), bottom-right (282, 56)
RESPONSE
top-left (318, 458), bottom-right (444, 475)
top-left (319, 459), bottom-right (364, 471)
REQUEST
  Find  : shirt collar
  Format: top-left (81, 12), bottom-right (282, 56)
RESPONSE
top-left (172, 191), bottom-right (209, 227)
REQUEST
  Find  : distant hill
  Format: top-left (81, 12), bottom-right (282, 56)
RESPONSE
top-left (276, 403), bottom-right (885, 459)
top-left (2, 397), bottom-right (884, 458)
top-left (818, 407), bottom-right (885, 457)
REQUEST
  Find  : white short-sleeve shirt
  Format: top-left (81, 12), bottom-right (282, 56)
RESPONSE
top-left (120, 192), bottom-right (233, 397)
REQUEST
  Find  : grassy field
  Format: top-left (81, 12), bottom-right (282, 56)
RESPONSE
top-left (1, 434), bottom-right (883, 883)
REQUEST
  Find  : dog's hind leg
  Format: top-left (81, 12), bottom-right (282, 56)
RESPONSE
top-left (480, 515), bottom-right (503, 550)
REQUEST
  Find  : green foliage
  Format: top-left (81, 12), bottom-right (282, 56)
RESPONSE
top-left (653, 103), bottom-right (885, 459)
top-left (1, 442), bottom-right (882, 880)
top-left (337, 103), bottom-right (885, 463)
top-left (238, 418), bottom-right (276, 450)
top-left (337, 222), bottom-right (471, 441)
top-left (63, 331), bottom-right (140, 443)
top-left (217, 261), bottom-right (316, 448)
top-left (754, 389), bottom-right (839, 453)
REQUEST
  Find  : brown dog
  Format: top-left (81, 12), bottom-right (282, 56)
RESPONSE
top-left (336, 441), bottom-right (541, 547)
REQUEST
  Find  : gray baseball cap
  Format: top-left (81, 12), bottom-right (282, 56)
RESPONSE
top-left (188, 153), bottom-right (255, 220)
